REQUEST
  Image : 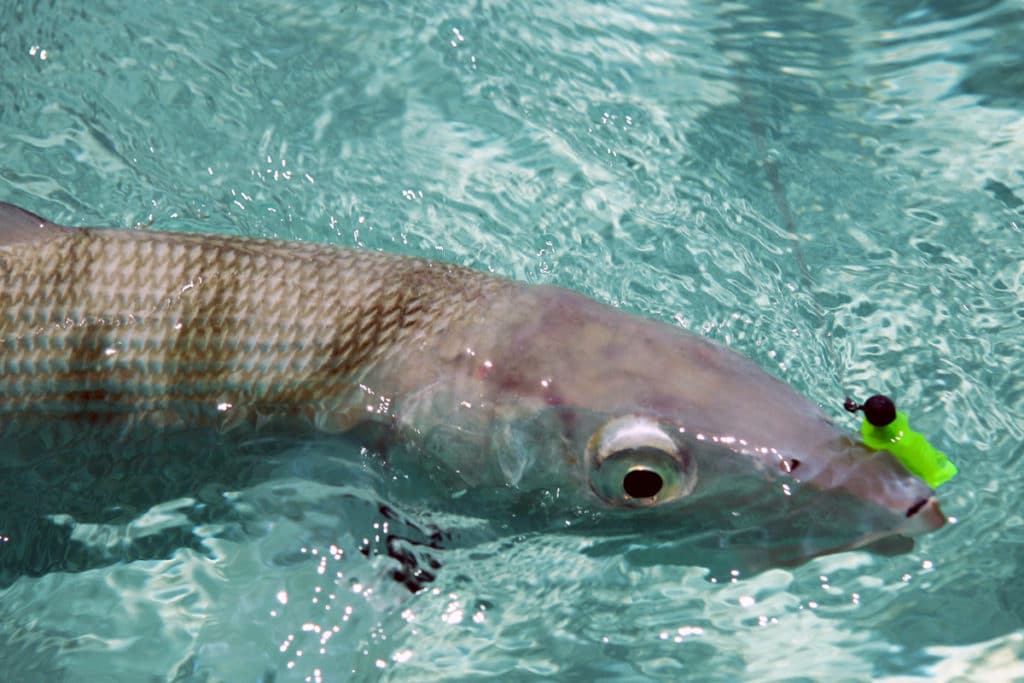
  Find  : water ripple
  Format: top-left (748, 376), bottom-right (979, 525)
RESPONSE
top-left (2, 0), bottom-right (1023, 680)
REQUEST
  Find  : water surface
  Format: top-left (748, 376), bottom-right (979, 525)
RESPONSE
top-left (1, 0), bottom-right (1022, 680)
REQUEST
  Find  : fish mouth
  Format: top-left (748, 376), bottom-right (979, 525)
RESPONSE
top-left (899, 495), bottom-right (947, 536)
top-left (838, 496), bottom-right (946, 559)
top-left (776, 494), bottom-right (947, 566)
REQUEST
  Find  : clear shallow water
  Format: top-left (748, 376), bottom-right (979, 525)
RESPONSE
top-left (1, 0), bottom-right (1023, 680)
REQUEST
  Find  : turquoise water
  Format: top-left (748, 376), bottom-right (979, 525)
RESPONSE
top-left (1, 0), bottom-right (1023, 680)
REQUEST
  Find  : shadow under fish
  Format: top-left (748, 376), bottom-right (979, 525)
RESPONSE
top-left (0, 202), bottom-right (947, 590)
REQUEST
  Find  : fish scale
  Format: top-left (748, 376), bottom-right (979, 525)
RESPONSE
top-left (0, 207), bottom-right (508, 421)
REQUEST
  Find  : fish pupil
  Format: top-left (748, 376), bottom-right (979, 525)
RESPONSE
top-left (623, 469), bottom-right (663, 499)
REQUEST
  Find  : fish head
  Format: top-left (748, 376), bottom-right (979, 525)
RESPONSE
top-left (447, 285), bottom-right (947, 563)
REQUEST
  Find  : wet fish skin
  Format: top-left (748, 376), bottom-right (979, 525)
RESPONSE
top-left (0, 202), bottom-right (513, 426)
top-left (0, 202), bottom-right (945, 556)
top-left (418, 283), bottom-right (946, 539)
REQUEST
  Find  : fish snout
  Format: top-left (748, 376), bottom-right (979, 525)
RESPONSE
top-left (799, 434), bottom-right (947, 534)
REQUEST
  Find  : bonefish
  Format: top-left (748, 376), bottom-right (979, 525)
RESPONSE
top-left (0, 202), bottom-right (945, 564)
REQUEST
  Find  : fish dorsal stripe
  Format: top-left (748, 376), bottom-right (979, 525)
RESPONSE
top-left (0, 202), bottom-right (69, 245)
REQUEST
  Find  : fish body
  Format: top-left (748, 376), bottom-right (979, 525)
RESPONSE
top-left (0, 204), bottom-right (510, 423)
top-left (0, 202), bottom-right (945, 563)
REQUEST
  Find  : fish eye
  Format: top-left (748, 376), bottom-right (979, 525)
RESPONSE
top-left (586, 416), bottom-right (697, 508)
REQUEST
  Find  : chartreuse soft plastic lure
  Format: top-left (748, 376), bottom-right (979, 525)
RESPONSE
top-left (844, 395), bottom-right (957, 488)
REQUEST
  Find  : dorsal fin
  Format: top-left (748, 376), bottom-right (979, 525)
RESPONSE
top-left (0, 202), bottom-right (70, 245)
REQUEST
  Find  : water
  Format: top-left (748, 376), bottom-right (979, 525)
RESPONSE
top-left (1, 0), bottom-right (1023, 680)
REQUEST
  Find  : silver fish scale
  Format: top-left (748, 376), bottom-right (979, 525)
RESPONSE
top-left (0, 226), bottom-right (507, 419)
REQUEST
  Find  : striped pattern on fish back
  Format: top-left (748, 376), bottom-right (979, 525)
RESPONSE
top-left (0, 226), bottom-right (508, 420)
